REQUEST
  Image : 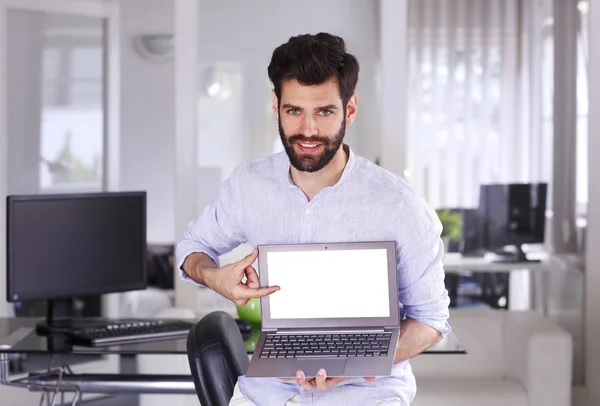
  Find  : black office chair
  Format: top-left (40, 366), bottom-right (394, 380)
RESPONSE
top-left (187, 311), bottom-right (250, 406)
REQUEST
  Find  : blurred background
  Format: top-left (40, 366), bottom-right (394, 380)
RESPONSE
top-left (0, 0), bottom-right (596, 405)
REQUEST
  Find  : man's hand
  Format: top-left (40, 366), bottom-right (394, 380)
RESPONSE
top-left (280, 370), bottom-right (376, 392)
top-left (193, 248), bottom-right (280, 306)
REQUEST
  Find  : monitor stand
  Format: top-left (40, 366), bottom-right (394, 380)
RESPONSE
top-left (490, 245), bottom-right (541, 263)
top-left (35, 298), bottom-right (105, 336)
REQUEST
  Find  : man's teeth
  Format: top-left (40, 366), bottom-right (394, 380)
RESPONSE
top-left (300, 143), bottom-right (318, 148)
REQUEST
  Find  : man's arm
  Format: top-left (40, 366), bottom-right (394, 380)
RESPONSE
top-left (175, 166), bottom-right (247, 285)
top-left (181, 252), bottom-right (218, 286)
top-left (393, 195), bottom-right (451, 362)
top-left (394, 319), bottom-right (442, 363)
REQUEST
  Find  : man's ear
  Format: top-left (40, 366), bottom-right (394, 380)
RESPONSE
top-left (272, 89), bottom-right (279, 121)
top-left (345, 94), bottom-right (359, 126)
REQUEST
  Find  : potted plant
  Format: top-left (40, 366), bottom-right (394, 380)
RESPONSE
top-left (435, 209), bottom-right (462, 253)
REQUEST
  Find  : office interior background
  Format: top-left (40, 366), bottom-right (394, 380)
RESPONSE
top-left (0, 0), bottom-right (597, 405)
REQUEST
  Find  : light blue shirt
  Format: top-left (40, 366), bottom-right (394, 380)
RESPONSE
top-left (176, 146), bottom-right (451, 406)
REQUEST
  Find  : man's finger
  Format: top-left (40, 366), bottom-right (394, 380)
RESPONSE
top-left (244, 266), bottom-right (260, 289)
top-left (315, 369), bottom-right (332, 392)
top-left (363, 376), bottom-right (377, 382)
top-left (237, 285), bottom-right (280, 299)
top-left (295, 371), bottom-right (315, 391)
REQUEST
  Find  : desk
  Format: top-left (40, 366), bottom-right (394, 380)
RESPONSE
top-left (443, 253), bottom-right (547, 311)
top-left (0, 317), bottom-right (465, 403)
top-left (442, 252), bottom-right (582, 313)
top-left (443, 252), bottom-right (551, 273)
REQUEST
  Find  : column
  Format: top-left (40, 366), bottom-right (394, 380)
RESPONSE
top-left (0, 5), bottom-right (9, 317)
top-left (552, 0), bottom-right (578, 253)
top-left (379, 0), bottom-right (409, 177)
top-left (174, 0), bottom-right (201, 309)
top-left (586, 0), bottom-right (600, 402)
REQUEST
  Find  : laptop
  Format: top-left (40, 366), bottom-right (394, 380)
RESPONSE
top-left (245, 241), bottom-right (400, 379)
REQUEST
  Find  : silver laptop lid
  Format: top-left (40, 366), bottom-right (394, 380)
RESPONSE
top-left (258, 241), bottom-right (399, 330)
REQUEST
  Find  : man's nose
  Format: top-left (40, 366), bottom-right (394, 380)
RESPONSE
top-left (300, 116), bottom-right (318, 137)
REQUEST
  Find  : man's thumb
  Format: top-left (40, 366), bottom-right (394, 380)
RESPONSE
top-left (239, 248), bottom-right (258, 268)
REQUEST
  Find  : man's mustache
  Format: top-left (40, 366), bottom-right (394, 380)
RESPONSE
top-left (287, 135), bottom-right (330, 145)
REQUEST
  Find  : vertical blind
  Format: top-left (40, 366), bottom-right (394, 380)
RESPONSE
top-left (406, 0), bottom-right (552, 209)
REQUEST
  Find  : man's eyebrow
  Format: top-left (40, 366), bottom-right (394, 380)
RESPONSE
top-left (317, 104), bottom-right (339, 111)
top-left (281, 103), bottom-right (302, 110)
top-left (280, 103), bottom-right (339, 111)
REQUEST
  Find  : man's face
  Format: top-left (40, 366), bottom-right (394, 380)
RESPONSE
top-left (273, 78), bottom-right (358, 173)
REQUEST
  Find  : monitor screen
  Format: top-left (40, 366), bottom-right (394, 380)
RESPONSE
top-left (478, 183), bottom-right (547, 250)
top-left (265, 249), bottom-right (390, 320)
top-left (7, 192), bottom-right (147, 302)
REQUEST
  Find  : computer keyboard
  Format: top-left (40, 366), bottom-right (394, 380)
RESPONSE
top-left (260, 332), bottom-right (392, 359)
top-left (67, 319), bottom-right (196, 347)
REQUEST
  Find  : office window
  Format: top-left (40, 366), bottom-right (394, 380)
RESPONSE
top-left (40, 22), bottom-right (104, 191)
top-left (7, 11), bottom-right (105, 194)
top-left (407, 0), bottom-right (552, 209)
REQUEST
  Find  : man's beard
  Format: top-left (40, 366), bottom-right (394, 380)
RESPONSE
top-left (278, 119), bottom-right (346, 173)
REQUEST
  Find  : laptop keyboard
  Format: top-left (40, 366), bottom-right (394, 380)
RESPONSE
top-left (260, 332), bottom-right (392, 359)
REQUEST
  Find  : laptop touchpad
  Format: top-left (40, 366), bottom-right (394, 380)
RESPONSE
top-left (295, 358), bottom-right (347, 378)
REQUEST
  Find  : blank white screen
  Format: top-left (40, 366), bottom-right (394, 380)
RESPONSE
top-left (266, 249), bottom-right (390, 319)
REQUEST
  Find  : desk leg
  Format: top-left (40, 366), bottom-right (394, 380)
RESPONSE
top-left (530, 269), bottom-right (550, 316)
top-left (446, 273), bottom-right (459, 308)
top-left (120, 355), bottom-right (139, 406)
top-left (0, 352), bottom-right (82, 405)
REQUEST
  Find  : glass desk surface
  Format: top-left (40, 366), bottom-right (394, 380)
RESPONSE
top-left (0, 317), bottom-right (466, 356)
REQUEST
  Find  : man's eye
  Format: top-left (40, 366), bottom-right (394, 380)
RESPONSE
top-left (287, 109), bottom-right (300, 115)
top-left (319, 110), bottom-right (332, 116)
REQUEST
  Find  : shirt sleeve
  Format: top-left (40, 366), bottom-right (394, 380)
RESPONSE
top-left (395, 195), bottom-right (452, 337)
top-left (175, 165), bottom-right (247, 286)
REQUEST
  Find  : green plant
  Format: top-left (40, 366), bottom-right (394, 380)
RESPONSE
top-left (435, 209), bottom-right (462, 240)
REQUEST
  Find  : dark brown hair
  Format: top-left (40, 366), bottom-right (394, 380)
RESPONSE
top-left (267, 33), bottom-right (359, 107)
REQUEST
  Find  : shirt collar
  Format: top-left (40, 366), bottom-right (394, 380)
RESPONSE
top-left (285, 144), bottom-right (356, 190)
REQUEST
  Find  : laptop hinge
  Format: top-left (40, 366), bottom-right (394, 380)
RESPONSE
top-left (274, 328), bottom-right (386, 334)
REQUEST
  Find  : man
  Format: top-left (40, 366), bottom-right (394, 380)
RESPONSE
top-left (177, 33), bottom-right (450, 406)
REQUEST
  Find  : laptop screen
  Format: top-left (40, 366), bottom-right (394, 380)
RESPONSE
top-left (265, 248), bottom-right (391, 319)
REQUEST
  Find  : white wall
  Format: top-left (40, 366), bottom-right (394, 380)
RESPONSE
top-left (124, 0), bottom-right (382, 244)
top-left (119, 0), bottom-right (175, 243)
top-left (197, 0), bottom-right (378, 61)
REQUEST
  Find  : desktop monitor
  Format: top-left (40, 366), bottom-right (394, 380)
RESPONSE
top-left (6, 192), bottom-right (147, 333)
top-left (441, 208), bottom-right (483, 256)
top-left (478, 183), bottom-right (547, 262)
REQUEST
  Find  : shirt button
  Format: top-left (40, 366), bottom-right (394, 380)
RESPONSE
top-left (305, 208), bottom-right (311, 214)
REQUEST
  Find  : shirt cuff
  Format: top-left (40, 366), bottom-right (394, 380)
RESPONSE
top-left (406, 315), bottom-right (452, 338)
top-left (175, 240), bottom-right (221, 287)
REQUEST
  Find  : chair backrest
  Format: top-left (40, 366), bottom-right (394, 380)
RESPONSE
top-left (187, 311), bottom-right (250, 406)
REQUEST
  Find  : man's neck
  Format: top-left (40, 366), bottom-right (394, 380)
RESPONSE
top-left (290, 146), bottom-right (349, 201)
